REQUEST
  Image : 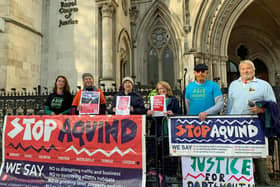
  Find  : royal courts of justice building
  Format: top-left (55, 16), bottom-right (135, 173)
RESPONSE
top-left (0, 0), bottom-right (279, 91)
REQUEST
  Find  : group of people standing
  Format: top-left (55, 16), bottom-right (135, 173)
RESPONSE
top-left (45, 59), bottom-right (276, 184)
top-left (45, 72), bottom-right (182, 118)
top-left (46, 60), bottom-right (275, 119)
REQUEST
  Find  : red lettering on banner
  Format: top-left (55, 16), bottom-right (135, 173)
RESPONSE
top-left (176, 125), bottom-right (186, 136)
top-left (4, 115), bottom-right (144, 169)
top-left (185, 125), bottom-right (194, 138)
top-left (176, 124), bottom-right (211, 138)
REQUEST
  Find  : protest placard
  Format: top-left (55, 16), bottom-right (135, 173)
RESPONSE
top-left (116, 96), bottom-right (131, 115)
top-left (80, 91), bottom-right (100, 114)
top-left (151, 95), bottom-right (166, 117)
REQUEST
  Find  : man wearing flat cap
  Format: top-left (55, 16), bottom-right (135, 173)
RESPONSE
top-left (109, 76), bottom-right (146, 114)
top-left (71, 73), bottom-right (106, 114)
top-left (185, 63), bottom-right (224, 120)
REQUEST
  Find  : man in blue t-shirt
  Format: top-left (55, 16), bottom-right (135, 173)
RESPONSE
top-left (185, 63), bottom-right (224, 120)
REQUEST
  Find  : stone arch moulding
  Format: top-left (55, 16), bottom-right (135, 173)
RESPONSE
top-left (231, 26), bottom-right (279, 72)
top-left (208, 0), bottom-right (254, 57)
top-left (116, 28), bottom-right (132, 85)
top-left (134, 0), bottom-right (184, 84)
top-left (192, 0), bottom-right (254, 87)
top-left (193, 0), bottom-right (254, 56)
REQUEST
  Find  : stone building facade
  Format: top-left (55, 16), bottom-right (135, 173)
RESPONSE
top-left (0, 0), bottom-right (280, 91)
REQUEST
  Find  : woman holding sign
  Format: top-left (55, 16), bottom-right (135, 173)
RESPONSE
top-left (146, 81), bottom-right (180, 179)
top-left (45, 75), bottom-right (73, 115)
top-left (147, 81), bottom-right (180, 118)
top-left (109, 76), bottom-right (146, 115)
top-left (71, 73), bottom-right (106, 114)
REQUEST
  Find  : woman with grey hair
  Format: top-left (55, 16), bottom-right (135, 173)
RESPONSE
top-left (71, 73), bottom-right (106, 114)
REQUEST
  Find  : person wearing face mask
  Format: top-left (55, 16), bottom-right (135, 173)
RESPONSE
top-left (185, 63), bottom-right (224, 121)
top-left (109, 76), bottom-right (146, 114)
top-left (71, 73), bottom-right (106, 114)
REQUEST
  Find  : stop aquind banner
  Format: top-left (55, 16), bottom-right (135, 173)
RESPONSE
top-left (168, 115), bottom-right (268, 157)
top-left (0, 115), bottom-right (146, 187)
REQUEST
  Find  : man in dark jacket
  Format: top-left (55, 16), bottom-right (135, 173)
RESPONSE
top-left (110, 76), bottom-right (146, 114)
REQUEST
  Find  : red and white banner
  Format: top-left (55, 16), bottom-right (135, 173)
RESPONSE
top-left (0, 115), bottom-right (146, 186)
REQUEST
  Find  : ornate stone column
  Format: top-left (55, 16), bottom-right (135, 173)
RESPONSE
top-left (98, 0), bottom-right (117, 88)
top-left (220, 56), bottom-right (228, 88)
top-left (102, 4), bottom-right (114, 79)
top-left (129, 6), bottom-right (139, 79)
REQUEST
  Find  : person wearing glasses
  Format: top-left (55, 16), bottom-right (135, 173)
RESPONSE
top-left (185, 63), bottom-right (224, 120)
top-left (146, 81), bottom-right (181, 179)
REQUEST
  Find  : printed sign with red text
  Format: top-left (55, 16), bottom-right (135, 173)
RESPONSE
top-left (151, 95), bottom-right (166, 117)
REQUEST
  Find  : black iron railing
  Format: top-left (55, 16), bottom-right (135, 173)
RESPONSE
top-left (0, 86), bottom-right (280, 186)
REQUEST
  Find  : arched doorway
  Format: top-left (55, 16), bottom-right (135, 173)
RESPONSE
top-left (192, 0), bottom-right (280, 87)
top-left (253, 58), bottom-right (268, 81)
top-left (227, 0), bottom-right (280, 85)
